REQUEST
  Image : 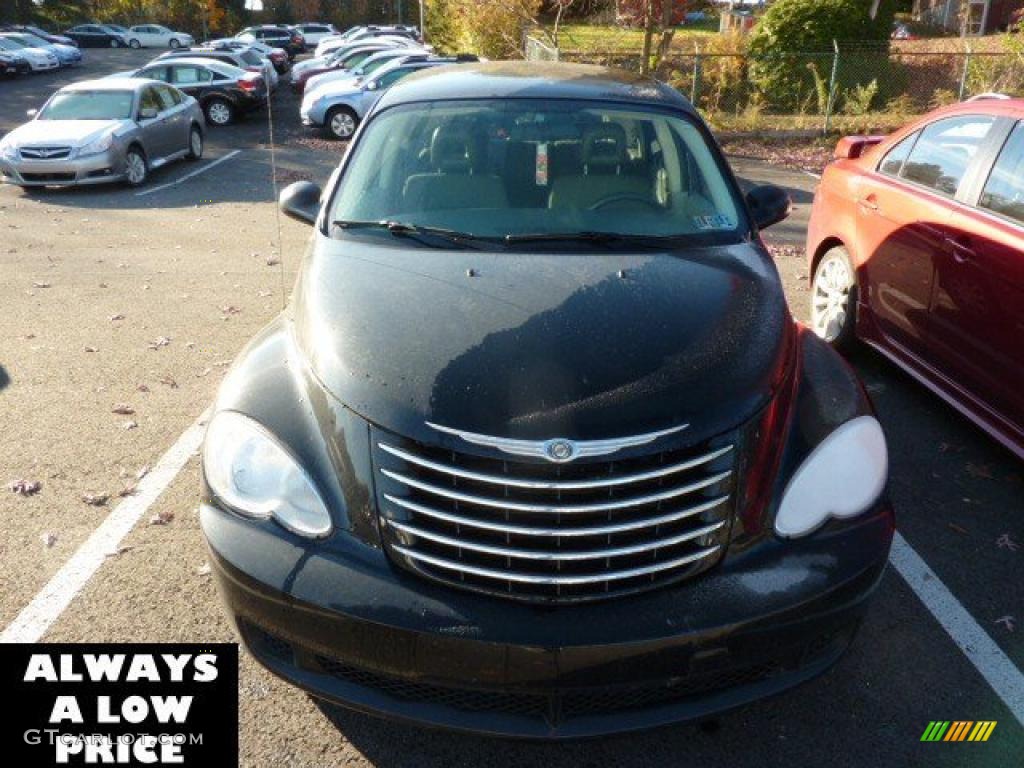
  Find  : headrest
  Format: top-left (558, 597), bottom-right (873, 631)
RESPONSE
top-left (431, 126), bottom-right (475, 173)
top-left (583, 123), bottom-right (627, 173)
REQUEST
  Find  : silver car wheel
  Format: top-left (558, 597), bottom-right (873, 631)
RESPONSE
top-left (190, 129), bottom-right (203, 158)
top-left (207, 101), bottom-right (232, 125)
top-left (129, 39), bottom-right (141, 49)
top-left (169, 38), bottom-right (181, 49)
top-left (811, 251), bottom-right (853, 343)
top-left (330, 111), bottom-right (356, 139)
top-left (125, 151), bottom-right (147, 186)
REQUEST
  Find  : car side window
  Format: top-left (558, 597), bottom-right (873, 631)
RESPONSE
top-left (140, 66), bottom-right (169, 82)
top-left (376, 68), bottom-right (411, 88)
top-left (171, 66), bottom-right (210, 85)
top-left (878, 132), bottom-right (918, 177)
top-left (155, 86), bottom-right (177, 111)
top-left (979, 121), bottom-right (1024, 226)
top-left (139, 87), bottom-right (161, 116)
top-left (899, 115), bottom-right (995, 197)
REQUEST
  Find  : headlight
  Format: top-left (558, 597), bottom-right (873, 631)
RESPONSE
top-left (79, 132), bottom-right (114, 156)
top-left (774, 415), bottom-right (887, 538)
top-left (0, 140), bottom-right (16, 160)
top-left (203, 411), bottom-right (332, 538)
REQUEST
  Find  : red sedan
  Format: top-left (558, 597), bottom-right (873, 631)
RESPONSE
top-left (806, 97), bottom-right (1024, 459)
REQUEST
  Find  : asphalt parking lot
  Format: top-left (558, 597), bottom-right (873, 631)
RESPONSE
top-left (1, 48), bottom-right (1021, 767)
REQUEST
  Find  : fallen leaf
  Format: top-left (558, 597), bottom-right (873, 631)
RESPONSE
top-left (122, 420), bottom-right (138, 430)
top-left (118, 483), bottom-right (138, 497)
top-left (81, 492), bottom-right (109, 506)
top-left (136, 465), bottom-right (150, 480)
top-left (149, 510), bottom-right (174, 526)
top-left (158, 375), bottom-right (178, 389)
top-left (33, 281), bottom-right (51, 288)
top-left (221, 305), bottom-right (242, 315)
top-left (148, 336), bottom-right (171, 350)
top-left (136, 383), bottom-right (150, 392)
top-left (41, 532), bottom-right (57, 548)
top-left (8, 479), bottom-right (42, 496)
top-left (995, 615), bottom-right (1015, 632)
top-left (104, 545), bottom-right (132, 558)
top-left (996, 533), bottom-right (1019, 552)
top-left (111, 403), bottom-right (135, 415)
top-left (265, 255), bottom-right (280, 266)
top-left (84, 345), bottom-right (98, 353)
top-left (108, 313), bottom-right (124, 322)
top-left (196, 563), bottom-right (211, 576)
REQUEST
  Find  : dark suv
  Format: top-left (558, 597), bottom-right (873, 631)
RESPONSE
top-left (237, 25), bottom-right (304, 58)
top-left (200, 62), bottom-right (893, 739)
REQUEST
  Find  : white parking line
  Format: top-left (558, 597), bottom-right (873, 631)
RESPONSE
top-left (890, 532), bottom-right (1024, 726)
top-left (0, 410), bottom-right (208, 644)
top-left (134, 150), bottom-right (241, 198)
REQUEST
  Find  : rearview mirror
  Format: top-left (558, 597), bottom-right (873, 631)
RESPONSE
top-left (746, 184), bottom-right (791, 230)
top-left (26, 108), bottom-right (38, 118)
top-left (279, 181), bottom-right (322, 226)
top-left (138, 106), bottom-right (158, 120)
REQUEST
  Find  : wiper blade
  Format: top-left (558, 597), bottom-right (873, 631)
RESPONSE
top-left (503, 231), bottom-right (679, 246)
top-left (332, 219), bottom-right (488, 248)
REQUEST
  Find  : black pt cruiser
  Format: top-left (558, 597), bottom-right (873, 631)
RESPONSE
top-left (200, 62), bottom-right (893, 739)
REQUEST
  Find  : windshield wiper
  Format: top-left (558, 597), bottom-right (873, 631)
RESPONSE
top-left (332, 219), bottom-right (489, 249)
top-left (502, 231), bottom-right (683, 246)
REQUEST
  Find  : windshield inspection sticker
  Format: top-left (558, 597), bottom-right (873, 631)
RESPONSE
top-left (4, 643), bottom-right (238, 766)
top-left (692, 214), bottom-right (735, 231)
top-left (535, 142), bottom-right (549, 186)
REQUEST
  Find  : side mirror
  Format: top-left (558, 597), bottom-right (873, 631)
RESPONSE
top-left (26, 108), bottom-right (38, 118)
top-left (746, 184), bottom-right (791, 230)
top-left (279, 181), bottom-right (322, 226)
top-left (138, 106), bottom-right (158, 120)
top-left (366, 80), bottom-right (378, 91)
top-left (834, 135), bottom-right (884, 160)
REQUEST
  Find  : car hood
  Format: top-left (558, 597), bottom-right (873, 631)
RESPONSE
top-left (307, 73), bottom-right (357, 94)
top-left (292, 238), bottom-right (793, 444)
top-left (294, 56), bottom-right (328, 74)
top-left (7, 119), bottom-right (127, 146)
top-left (15, 46), bottom-right (52, 60)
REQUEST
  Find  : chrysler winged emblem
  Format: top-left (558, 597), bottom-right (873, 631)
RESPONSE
top-left (425, 422), bottom-right (688, 463)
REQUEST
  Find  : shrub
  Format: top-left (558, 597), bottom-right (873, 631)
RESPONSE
top-left (748, 0), bottom-right (896, 110)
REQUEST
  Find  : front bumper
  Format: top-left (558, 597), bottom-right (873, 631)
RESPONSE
top-left (202, 500), bottom-right (892, 739)
top-left (1, 149), bottom-right (124, 187)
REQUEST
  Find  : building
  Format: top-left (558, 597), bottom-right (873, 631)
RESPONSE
top-left (914, 0), bottom-right (1024, 34)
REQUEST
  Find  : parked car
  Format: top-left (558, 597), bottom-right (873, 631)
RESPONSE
top-left (153, 46), bottom-right (277, 93)
top-left (0, 31), bottom-right (82, 67)
top-left (0, 36), bottom-right (59, 71)
top-left (99, 24), bottom-right (141, 48)
top-left (301, 58), bottom-right (457, 139)
top-left (314, 33), bottom-right (415, 59)
top-left (0, 50), bottom-right (31, 77)
top-left (208, 37), bottom-right (290, 74)
top-left (0, 78), bottom-right (204, 188)
top-left (293, 22), bottom-right (338, 48)
top-left (289, 42), bottom-right (399, 93)
top-left (127, 25), bottom-right (194, 49)
top-left (5, 25), bottom-right (77, 47)
top-left (303, 47), bottom-right (429, 95)
top-left (63, 24), bottom-right (127, 48)
top-left (203, 60), bottom-right (892, 739)
top-left (236, 25), bottom-right (304, 58)
top-left (123, 58), bottom-right (268, 126)
top-left (806, 98), bottom-right (1024, 459)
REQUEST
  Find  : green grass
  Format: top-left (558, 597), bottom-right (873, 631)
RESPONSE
top-left (552, 21), bottom-right (719, 54)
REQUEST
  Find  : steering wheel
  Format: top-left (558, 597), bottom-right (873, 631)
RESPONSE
top-left (588, 194), bottom-right (660, 212)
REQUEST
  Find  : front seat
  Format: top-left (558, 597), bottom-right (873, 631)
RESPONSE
top-left (402, 126), bottom-right (507, 211)
top-left (548, 124), bottom-right (652, 211)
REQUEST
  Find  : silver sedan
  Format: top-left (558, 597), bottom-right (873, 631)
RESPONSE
top-left (0, 78), bottom-right (205, 189)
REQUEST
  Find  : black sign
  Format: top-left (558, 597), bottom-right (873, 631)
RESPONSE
top-left (3, 643), bottom-right (238, 766)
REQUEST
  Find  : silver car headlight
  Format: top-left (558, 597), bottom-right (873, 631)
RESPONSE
top-left (79, 132), bottom-right (114, 156)
top-left (0, 139), bottom-right (16, 160)
top-left (203, 411), bottom-right (332, 538)
top-left (774, 415), bottom-right (888, 538)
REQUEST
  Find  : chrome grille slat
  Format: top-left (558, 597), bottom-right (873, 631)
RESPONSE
top-left (387, 518), bottom-right (726, 560)
top-left (393, 544), bottom-right (722, 585)
top-left (374, 426), bottom-right (737, 603)
top-left (383, 493), bottom-right (728, 537)
top-left (379, 468), bottom-right (732, 514)
top-left (378, 442), bottom-right (734, 490)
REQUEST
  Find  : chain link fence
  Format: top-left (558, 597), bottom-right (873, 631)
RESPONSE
top-left (551, 43), bottom-right (1024, 134)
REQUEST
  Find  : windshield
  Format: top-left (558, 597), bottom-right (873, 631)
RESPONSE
top-left (40, 91), bottom-right (134, 120)
top-left (0, 38), bottom-right (26, 50)
top-left (7, 34), bottom-right (47, 47)
top-left (330, 99), bottom-right (745, 244)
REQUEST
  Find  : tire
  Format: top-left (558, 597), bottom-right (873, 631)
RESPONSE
top-left (204, 98), bottom-right (234, 127)
top-left (169, 38), bottom-right (181, 49)
top-left (128, 39), bottom-right (141, 49)
top-left (186, 125), bottom-right (203, 160)
top-left (810, 245), bottom-right (858, 350)
top-left (110, 39), bottom-right (119, 48)
top-left (324, 107), bottom-right (357, 140)
top-left (123, 146), bottom-right (147, 187)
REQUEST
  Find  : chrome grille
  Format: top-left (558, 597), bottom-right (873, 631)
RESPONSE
top-left (19, 146), bottom-right (72, 160)
top-left (373, 426), bottom-right (736, 603)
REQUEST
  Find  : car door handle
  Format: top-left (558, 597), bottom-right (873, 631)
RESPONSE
top-left (856, 195), bottom-right (879, 213)
top-left (945, 235), bottom-right (975, 263)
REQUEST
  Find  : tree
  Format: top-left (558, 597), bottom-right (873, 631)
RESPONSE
top-left (638, 1), bottom-right (689, 76)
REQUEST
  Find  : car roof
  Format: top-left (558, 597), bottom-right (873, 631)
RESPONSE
top-left (376, 61), bottom-right (692, 112)
top-left (61, 78), bottom-right (152, 92)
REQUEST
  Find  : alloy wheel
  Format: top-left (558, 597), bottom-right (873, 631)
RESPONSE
top-left (329, 110), bottom-right (356, 139)
top-left (188, 128), bottom-right (203, 159)
top-left (207, 101), bottom-right (232, 126)
top-left (124, 150), bottom-right (146, 186)
top-left (811, 251), bottom-right (854, 344)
